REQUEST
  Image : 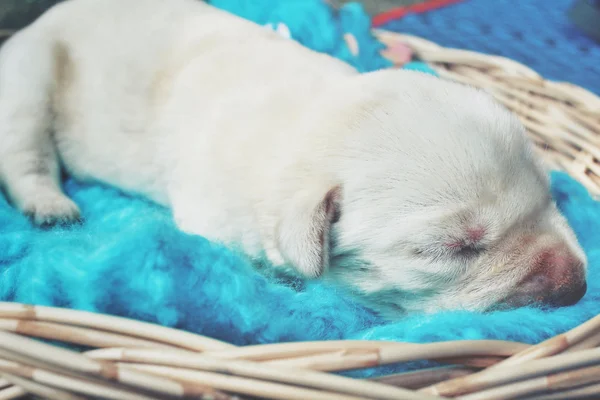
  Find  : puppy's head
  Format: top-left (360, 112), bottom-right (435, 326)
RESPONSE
top-left (277, 72), bottom-right (587, 318)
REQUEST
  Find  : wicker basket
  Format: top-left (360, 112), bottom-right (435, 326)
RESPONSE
top-left (0, 302), bottom-right (599, 400)
top-left (375, 30), bottom-right (600, 197)
top-left (0, 28), bottom-right (599, 400)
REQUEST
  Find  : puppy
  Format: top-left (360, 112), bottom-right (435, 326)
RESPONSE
top-left (0, 0), bottom-right (587, 317)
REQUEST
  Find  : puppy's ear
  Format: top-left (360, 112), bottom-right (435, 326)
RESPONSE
top-left (276, 185), bottom-right (342, 278)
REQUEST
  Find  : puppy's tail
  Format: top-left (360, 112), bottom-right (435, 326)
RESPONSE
top-left (0, 29), bottom-right (80, 224)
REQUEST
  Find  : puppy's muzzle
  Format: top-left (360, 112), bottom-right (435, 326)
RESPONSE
top-left (503, 244), bottom-right (587, 308)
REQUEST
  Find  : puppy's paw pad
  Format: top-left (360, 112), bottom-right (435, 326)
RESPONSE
top-left (23, 195), bottom-right (82, 227)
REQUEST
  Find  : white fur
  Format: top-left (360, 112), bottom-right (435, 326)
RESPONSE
top-left (0, 0), bottom-right (587, 317)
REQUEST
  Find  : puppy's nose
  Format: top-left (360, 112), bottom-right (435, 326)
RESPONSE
top-left (550, 281), bottom-right (587, 307)
top-left (519, 245), bottom-right (587, 307)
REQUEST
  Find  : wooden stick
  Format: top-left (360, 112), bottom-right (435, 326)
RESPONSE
top-left (0, 347), bottom-right (163, 400)
top-left (0, 385), bottom-right (25, 400)
top-left (489, 314), bottom-right (600, 367)
top-left (208, 340), bottom-right (526, 366)
top-left (126, 362), bottom-right (430, 400)
top-left (0, 373), bottom-right (86, 400)
top-left (565, 330), bottom-right (600, 353)
top-left (458, 365), bottom-right (600, 400)
top-left (0, 331), bottom-right (211, 398)
top-left (262, 351), bottom-right (504, 372)
top-left (261, 350), bottom-right (380, 371)
top-left (87, 347), bottom-right (436, 400)
top-left (207, 340), bottom-right (399, 360)
top-left (519, 382), bottom-right (600, 400)
top-left (0, 332), bottom-right (101, 377)
top-left (0, 358), bottom-right (157, 400)
top-left (419, 315), bottom-right (600, 397)
top-left (438, 357), bottom-right (503, 368)
top-left (422, 347), bottom-right (600, 397)
top-left (0, 302), bottom-right (233, 351)
top-left (0, 318), bottom-right (181, 350)
top-left (370, 366), bottom-right (477, 390)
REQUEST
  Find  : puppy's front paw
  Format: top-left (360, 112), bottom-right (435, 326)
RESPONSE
top-left (22, 194), bottom-right (82, 227)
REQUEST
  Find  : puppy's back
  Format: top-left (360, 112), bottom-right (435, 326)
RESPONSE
top-left (9, 0), bottom-right (353, 201)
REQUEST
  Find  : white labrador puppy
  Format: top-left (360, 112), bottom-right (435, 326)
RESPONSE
top-left (0, 0), bottom-right (587, 317)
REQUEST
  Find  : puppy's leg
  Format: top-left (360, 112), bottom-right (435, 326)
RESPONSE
top-left (0, 32), bottom-right (80, 225)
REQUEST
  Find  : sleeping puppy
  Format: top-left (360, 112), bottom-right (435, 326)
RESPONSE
top-left (0, 0), bottom-right (587, 317)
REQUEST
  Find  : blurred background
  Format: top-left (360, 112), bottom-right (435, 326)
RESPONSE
top-left (332, 0), bottom-right (424, 14)
top-left (1, 0), bottom-right (426, 27)
top-left (0, 0), bottom-right (598, 95)
top-left (0, 0), bottom-right (58, 30)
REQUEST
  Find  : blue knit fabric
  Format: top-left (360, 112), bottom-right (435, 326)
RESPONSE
top-left (208, 0), bottom-right (392, 72)
top-left (0, 0), bottom-right (599, 377)
top-left (382, 0), bottom-right (600, 95)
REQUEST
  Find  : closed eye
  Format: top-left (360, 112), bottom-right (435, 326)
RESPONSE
top-left (454, 244), bottom-right (484, 258)
top-left (412, 242), bottom-right (484, 261)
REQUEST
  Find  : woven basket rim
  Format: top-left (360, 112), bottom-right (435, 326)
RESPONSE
top-left (0, 302), bottom-right (598, 400)
top-left (375, 29), bottom-right (600, 198)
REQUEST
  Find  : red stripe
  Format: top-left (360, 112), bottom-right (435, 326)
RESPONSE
top-left (372, 0), bottom-right (465, 27)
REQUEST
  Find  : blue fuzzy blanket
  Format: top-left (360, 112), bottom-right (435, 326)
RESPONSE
top-left (1, 0), bottom-right (599, 376)
top-left (381, 0), bottom-right (600, 95)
